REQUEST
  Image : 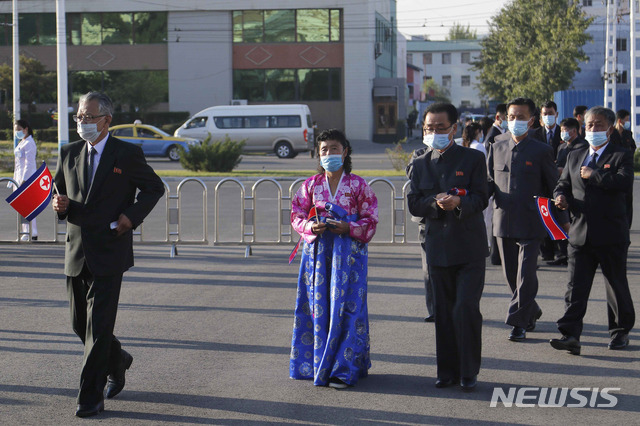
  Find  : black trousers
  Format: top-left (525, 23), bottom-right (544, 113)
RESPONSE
top-left (557, 241), bottom-right (635, 339)
top-left (67, 263), bottom-right (124, 404)
top-left (419, 227), bottom-right (435, 316)
top-left (429, 259), bottom-right (485, 380)
top-left (496, 237), bottom-right (541, 328)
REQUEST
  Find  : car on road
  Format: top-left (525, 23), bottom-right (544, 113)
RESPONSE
top-left (109, 123), bottom-right (201, 161)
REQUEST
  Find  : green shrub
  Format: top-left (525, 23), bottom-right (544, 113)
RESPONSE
top-left (179, 135), bottom-right (245, 172)
top-left (634, 149), bottom-right (640, 172)
top-left (385, 137), bottom-right (412, 171)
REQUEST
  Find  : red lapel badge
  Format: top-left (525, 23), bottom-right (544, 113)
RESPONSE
top-left (113, 167), bottom-right (122, 174)
top-left (525, 161), bottom-right (533, 166)
top-left (604, 164), bottom-right (611, 169)
top-left (456, 171), bottom-right (464, 176)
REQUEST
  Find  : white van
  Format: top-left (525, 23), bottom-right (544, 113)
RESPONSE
top-left (175, 104), bottom-right (313, 158)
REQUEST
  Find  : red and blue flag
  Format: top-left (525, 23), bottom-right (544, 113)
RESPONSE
top-left (289, 205), bottom-right (318, 264)
top-left (535, 196), bottom-right (568, 241)
top-left (6, 162), bottom-right (53, 221)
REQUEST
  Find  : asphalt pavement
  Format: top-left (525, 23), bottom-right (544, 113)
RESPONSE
top-left (0, 136), bottom-right (639, 424)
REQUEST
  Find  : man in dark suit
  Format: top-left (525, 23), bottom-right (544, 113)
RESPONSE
top-left (484, 103), bottom-right (508, 150)
top-left (408, 103), bottom-right (488, 392)
top-left (574, 105), bottom-right (588, 139)
top-left (614, 109), bottom-right (635, 228)
top-left (53, 92), bottom-right (164, 417)
top-left (406, 143), bottom-right (436, 323)
top-left (488, 98), bottom-right (560, 342)
top-left (550, 106), bottom-right (635, 355)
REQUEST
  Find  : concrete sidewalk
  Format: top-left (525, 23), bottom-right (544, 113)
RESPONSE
top-left (0, 239), bottom-right (638, 425)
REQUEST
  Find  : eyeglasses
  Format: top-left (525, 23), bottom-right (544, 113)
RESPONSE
top-left (423, 124), bottom-right (453, 134)
top-left (72, 114), bottom-right (106, 123)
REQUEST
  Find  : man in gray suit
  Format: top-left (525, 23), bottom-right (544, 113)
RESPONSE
top-left (488, 97), bottom-right (561, 342)
top-left (408, 103), bottom-right (488, 392)
top-left (53, 92), bottom-right (164, 417)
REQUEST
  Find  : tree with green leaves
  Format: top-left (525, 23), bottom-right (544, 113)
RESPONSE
top-left (446, 23), bottom-right (477, 40)
top-left (422, 78), bottom-right (451, 103)
top-left (0, 55), bottom-right (56, 109)
top-left (473, 0), bottom-right (592, 104)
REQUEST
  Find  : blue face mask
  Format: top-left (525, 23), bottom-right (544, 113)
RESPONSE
top-left (478, 134), bottom-right (484, 144)
top-left (499, 119), bottom-right (509, 130)
top-left (15, 130), bottom-right (25, 140)
top-left (542, 115), bottom-right (556, 127)
top-left (508, 120), bottom-right (530, 137)
top-left (623, 121), bottom-right (631, 130)
top-left (423, 133), bottom-right (451, 150)
top-left (560, 131), bottom-right (571, 142)
top-left (320, 154), bottom-right (344, 172)
top-left (585, 131), bottom-right (608, 148)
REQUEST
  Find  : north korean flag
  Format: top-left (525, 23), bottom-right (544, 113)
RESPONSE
top-left (535, 196), bottom-right (568, 241)
top-left (6, 162), bottom-right (53, 221)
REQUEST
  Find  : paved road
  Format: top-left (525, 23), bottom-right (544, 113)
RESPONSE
top-left (1, 176), bottom-right (639, 424)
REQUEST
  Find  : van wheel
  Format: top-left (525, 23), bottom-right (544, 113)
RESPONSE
top-left (167, 145), bottom-right (181, 161)
top-left (275, 141), bottom-right (294, 158)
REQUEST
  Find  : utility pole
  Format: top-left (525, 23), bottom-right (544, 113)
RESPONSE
top-left (56, 0), bottom-right (69, 151)
top-left (12, 0), bottom-right (19, 148)
top-left (603, 0), bottom-right (617, 110)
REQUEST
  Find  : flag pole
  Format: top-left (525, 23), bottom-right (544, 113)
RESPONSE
top-left (56, 0), bottom-right (69, 154)
top-left (12, 0), bottom-right (20, 148)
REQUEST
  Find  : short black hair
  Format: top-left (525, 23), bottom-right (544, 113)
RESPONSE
top-left (540, 100), bottom-right (557, 112)
top-left (616, 109), bottom-right (630, 120)
top-left (425, 102), bottom-right (458, 126)
top-left (315, 128), bottom-right (352, 174)
top-left (506, 97), bottom-right (536, 116)
top-left (496, 103), bottom-right (507, 115)
top-left (573, 105), bottom-right (588, 117)
top-left (14, 119), bottom-right (33, 137)
top-left (559, 117), bottom-right (580, 131)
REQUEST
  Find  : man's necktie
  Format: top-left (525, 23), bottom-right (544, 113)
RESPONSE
top-left (548, 129), bottom-right (553, 144)
top-left (587, 152), bottom-right (598, 169)
top-left (87, 146), bottom-right (96, 188)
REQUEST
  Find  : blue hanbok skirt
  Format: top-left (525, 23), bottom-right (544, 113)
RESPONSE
top-left (290, 223), bottom-right (371, 386)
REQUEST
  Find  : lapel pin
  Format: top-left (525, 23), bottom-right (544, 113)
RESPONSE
top-left (113, 167), bottom-right (122, 174)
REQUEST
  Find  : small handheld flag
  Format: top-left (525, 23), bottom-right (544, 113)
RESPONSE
top-left (6, 162), bottom-right (54, 221)
top-left (289, 205), bottom-right (318, 264)
top-left (534, 196), bottom-right (568, 241)
top-left (447, 187), bottom-right (467, 196)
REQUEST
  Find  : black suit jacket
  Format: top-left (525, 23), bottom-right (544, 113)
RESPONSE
top-left (407, 143), bottom-right (489, 267)
top-left (554, 143), bottom-right (633, 246)
top-left (484, 125), bottom-right (504, 151)
top-left (488, 134), bottom-right (559, 239)
top-left (54, 135), bottom-right (164, 276)
top-left (532, 125), bottom-right (562, 157)
top-left (556, 137), bottom-right (588, 169)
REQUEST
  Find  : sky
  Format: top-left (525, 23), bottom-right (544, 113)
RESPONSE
top-left (396, 0), bottom-right (510, 41)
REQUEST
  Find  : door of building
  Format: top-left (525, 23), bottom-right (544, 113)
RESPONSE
top-left (375, 102), bottom-right (396, 135)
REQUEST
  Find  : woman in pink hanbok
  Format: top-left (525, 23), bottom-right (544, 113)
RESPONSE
top-left (290, 129), bottom-right (378, 389)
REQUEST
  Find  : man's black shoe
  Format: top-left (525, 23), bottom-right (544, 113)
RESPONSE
top-left (508, 327), bottom-right (526, 342)
top-left (435, 377), bottom-right (457, 388)
top-left (608, 333), bottom-right (629, 350)
top-left (526, 309), bottom-right (543, 332)
top-left (460, 376), bottom-right (477, 392)
top-left (106, 351), bottom-right (133, 399)
top-left (75, 399), bottom-right (104, 417)
top-left (549, 335), bottom-right (581, 355)
top-left (424, 315), bottom-right (435, 323)
top-left (547, 256), bottom-right (568, 266)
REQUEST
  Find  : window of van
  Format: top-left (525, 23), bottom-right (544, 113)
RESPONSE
top-left (246, 116), bottom-right (269, 128)
top-left (186, 116), bottom-right (207, 129)
top-left (214, 117), bottom-right (244, 129)
top-left (270, 115), bottom-right (301, 128)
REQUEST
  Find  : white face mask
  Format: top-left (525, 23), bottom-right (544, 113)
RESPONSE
top-left (15, 130), bottom-right (25, 140)
top-left (77, 117), bottom-right (105, 143)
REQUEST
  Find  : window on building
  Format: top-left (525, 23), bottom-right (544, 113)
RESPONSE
top-left (330, 9), bottom-right (341, 42)
top-left (101, 13), bottom-right (133, 44)
top-left (461, 75), bottom-right (471, 86)
top-left (461, 52), bottom-right (471, 64)
top-left (617, 70), bottom-right (628, 84)
top-left (0, 14), bottom-right (10, 46)
top-left (582, 0), bottom-right (592, 6)
top-left (424, 75), bottom-right (432, 80)
top-left (134, 13), bottom-right (168, 43)
top-left (442, 75), bottom-right (451, 87)
top-left (616, 38), bottom-right (627, 52)
top-left (265, 10), bottom-right (295, 42)
top-left (442, 53), bottom-right (451, 64)
top-left (297, 9), bottom-right (330, 42)
top-left (19, 14), bottom-right (56, 45)
top-left (233, 68), bottom-right (341, 101)
top-left (69, 70), bottom-right (168, 104)
top-left (460, 100), bottom-right (471, 108)
top-left (423, 53), bottom-right (432, 65)
top-left (407, 53), bottom-right (413, 64)
top-left (66, 12), bottom-right (166, 45)
top-left (243, 10), bottom-right (264, 43)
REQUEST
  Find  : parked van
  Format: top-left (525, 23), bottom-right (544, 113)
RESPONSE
top-left (174, 104), bottom-right (313, 158)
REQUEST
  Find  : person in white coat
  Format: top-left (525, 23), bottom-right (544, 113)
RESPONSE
top-left (13, 119), bottom-right (38, 241)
